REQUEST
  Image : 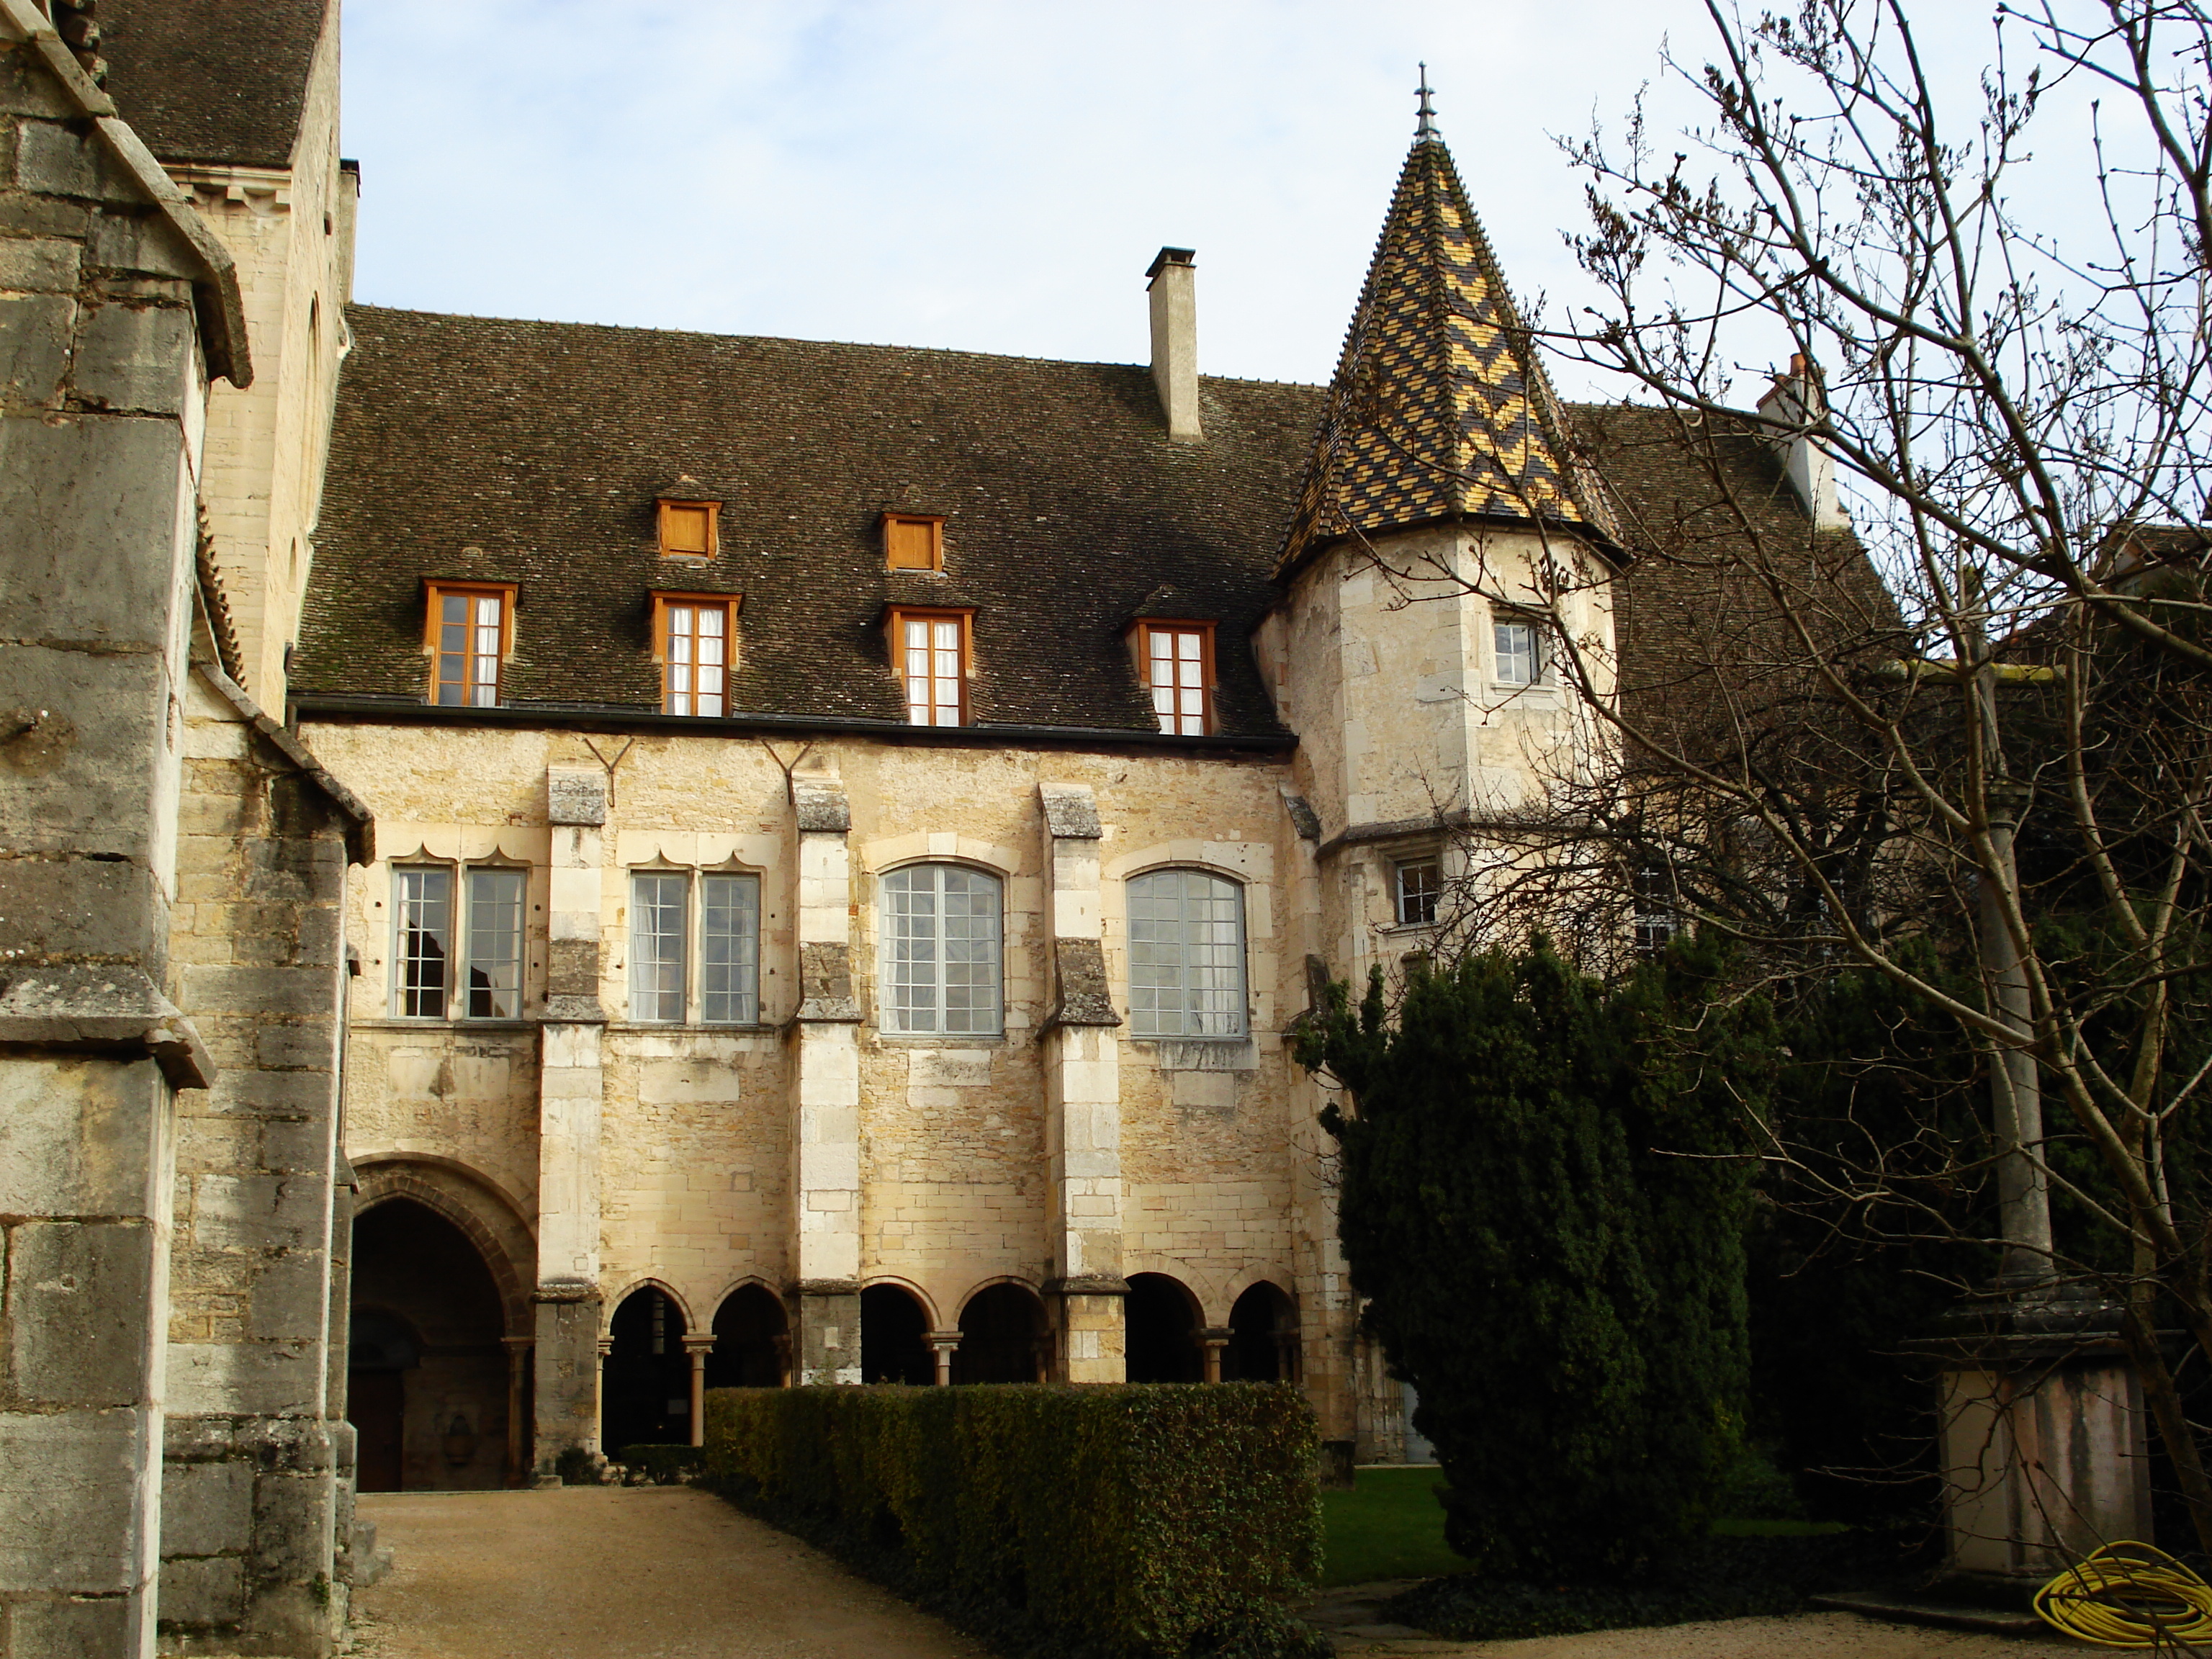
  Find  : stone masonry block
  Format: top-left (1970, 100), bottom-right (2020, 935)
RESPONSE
top-left (16, 122), bottom-right (140, 205)
top-left (0, 233), bottom-right (78, 292)
top-left (0, 1408), bottom-right (151, 1591)
top-left (156, 1554), bottom-right (243, 1629)
top-left (0, 415), bottom-right (189, 642)
top-left (83, 207), bottom-right (200, 281)
top-left (8, 1219), bottom-right (159, 1410)
top-left (158, 1458), bottom-right (251, 1558)
top-left (0, 50), bottom-right (81, 120)
top-left (253, 1022), bottom-right (336, 1071)
top-left (0, 289), bottom-right (71, 405)
top-left (70, 298), bottom-right (192, 415)
top-left (0, 1058), bottom-right (164, 1226)
top-left (7, 1593), bottom-right (143, 1659)
top-left (0, 851), bottom-right (161, 963)
top-left (546, 768), bottom-right (607, 826)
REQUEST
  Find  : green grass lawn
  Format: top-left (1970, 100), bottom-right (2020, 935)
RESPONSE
top-left (1319, 1467), bottom-right (1848, 1588)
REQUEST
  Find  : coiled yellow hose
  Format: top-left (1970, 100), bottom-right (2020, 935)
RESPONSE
top-left (2035, 1541), bottom-right (2212, 1648)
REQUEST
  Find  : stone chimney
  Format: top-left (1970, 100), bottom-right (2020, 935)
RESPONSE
top-left (1147, 246), bottom-right (1202, 443)
top-left (1756, 353), bottom-right (1845, 528)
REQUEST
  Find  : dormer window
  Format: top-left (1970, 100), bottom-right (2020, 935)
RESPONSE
top-left (658, 490), bottom-right (720, 560)
top-left (423, 582), bottom-right (515, 707)
top-left (1133, 620), bottom-right (1216, 734)
top-left (887, 607), bottom-right (971, 726)
top-left (652, 593), bottom-right (740, 716)
top-left (882, 513), bottom-right (945, 572)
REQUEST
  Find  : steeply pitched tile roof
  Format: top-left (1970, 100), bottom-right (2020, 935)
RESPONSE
top-left (99, 0), bottom-right (329, 169)
top-left (297, 308), bottom-right (1321, 737)
top-left (1277, 130), bottom-right (1617, 574)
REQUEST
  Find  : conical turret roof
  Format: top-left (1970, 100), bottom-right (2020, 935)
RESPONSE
top-left (1277, 122), bottom-right (1618, 572)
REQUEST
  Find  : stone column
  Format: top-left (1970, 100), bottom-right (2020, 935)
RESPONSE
top-left (683, 1336), bottom-right (715, 1448)
top-left (790, 775), bottom-right (863, 1384)
top-left (1038, 785), bottom-right (1129, 1382)
top-left (535, 768), bottom-right (611, 1469)
top-left (927, 1332), bottom-right (963, 1387)
top-left (1200, 1328), bottom-right (1233, 1384)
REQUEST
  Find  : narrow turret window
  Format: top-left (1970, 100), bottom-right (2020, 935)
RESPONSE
top-left (1493, 616), bottom-right (1543, 685)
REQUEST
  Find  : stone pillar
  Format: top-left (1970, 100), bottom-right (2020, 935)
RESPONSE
top-left (683, 1336), bottom-right (715, 1448)
top-left (927, 1332), bottom-right (963, 1387)
top-left (1200, 1328), bottom-right (1233, 1384)
top-left (1928, 1298), bottom-right (2152, 1579)
top-left (501, 1340), bottom-right (531, 1485)
top-left (789, 774), bottom-right (863, 1384)
top-left (536, 768), bottom-right (611, 1469)
top-left (1038, 785), bottom-right (1129, 1383)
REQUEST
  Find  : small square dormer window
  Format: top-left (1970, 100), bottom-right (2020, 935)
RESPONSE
top-left (659, 498), bottom-right (720, 560)
top-left (1494, 616), bottom-right (1545, 686)
top-left (652, 593), bottom-right (741, 716)
top-left (883, 513), bottom-right (945, 572)
top-left (1133, 620), bottom-right (1217, 734)
top-left (423, 581), bottom-right (515, 707)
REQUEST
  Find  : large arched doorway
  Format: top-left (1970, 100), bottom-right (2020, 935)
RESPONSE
top-left (349, 1197), bottom-right (509, 1491)
top-left (953, 1283), bottom-right (1047, 1382)
top-left (1226, 1282), bottom-right (1297, 1382)
top-left (1125, 1272), bottom-right (1202, 1382)
top-left (705, 1285), bottom-right (789, 1388)
top-left (603, 1286), bottom-right (692, 1455)
top-left (860, 1283), bottom-right (932, 1384)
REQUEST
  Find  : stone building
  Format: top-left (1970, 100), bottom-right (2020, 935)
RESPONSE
top-left (0, 2), bottom-right (1838, 1653)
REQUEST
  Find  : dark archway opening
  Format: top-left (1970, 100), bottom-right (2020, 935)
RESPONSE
top-left (603, 1287), bottom-right (691, 1455)
top-left (954, 1283), bottom-right (1047, 1383)
top-left (1125, 1272), bottom-right (1202, 1382)
top-left (349, 1198), bottom-right (508, 1491)
top-left (860, 1284), bottom-right (932, 1384)
top-left (706, 1285), bottom-right (789, 1389)
top-left (1226, 1282), bottom-right (1297, 1382)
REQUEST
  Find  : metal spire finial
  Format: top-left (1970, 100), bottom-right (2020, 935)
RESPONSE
top-left (1415, 63), bottom-right (1439, 141)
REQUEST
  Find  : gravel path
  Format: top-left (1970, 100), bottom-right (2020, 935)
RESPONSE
top-left (346, 1488), bottom-right (987, 1659)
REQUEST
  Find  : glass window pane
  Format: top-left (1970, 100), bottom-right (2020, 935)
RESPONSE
top-left (630, 872), bottom-right (688, 1022)
top-left (701, 873), bottom-right (760, 1023)
top-left (881, 865), bottom-right (1001, 1035)
top-left (465, 868), bottom-right (525, 1018)
top-left (1395, 860), bottom-right (1441, 927)
top-left (394, 867), bottom-right (451, 1018)
top-left (1126, 869), bottom-right (1245, 1038)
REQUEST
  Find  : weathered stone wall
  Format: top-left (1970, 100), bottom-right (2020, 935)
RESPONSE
top-left (175, 1), bottom-right (349, 708)
top-left (159, 667), bottom-right (366, 1658)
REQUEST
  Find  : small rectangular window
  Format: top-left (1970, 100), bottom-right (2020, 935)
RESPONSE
top-left (659, 500), bottom-right (719, 559)
top-left (890, 608), bottom-right (970, 727)
top-left (464, 868), bottom-right (525, 1018)
top-left (630, 873), bottom-right (688, 1022)
top-left (655, 594), bottom-right (738, 717)
top-left (1140, 622), bottom-right (1215, 735)
top-left (394, 866), bottom-right (452, 1017)
top-left (1395, 858), bottom-right (1441, 927)
top-left (1633, 865), bottom-right (1681, 958)
top-left (701, 873), bottom-right (762, 1024)
top-left (425, 585), bottom-right (513, 706)
top-left (1494, 616), bottom-right (1542, 686)
top-left (883, 513), bottom-right (945, 572)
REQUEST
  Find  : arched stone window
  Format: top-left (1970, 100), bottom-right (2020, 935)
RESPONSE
top-left (879, 864), bottom-right (1003, 1035)
top-left (1127, 869), bottom-right (1246, 1038)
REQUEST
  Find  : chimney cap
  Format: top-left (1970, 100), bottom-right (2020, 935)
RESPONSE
top-left (1146, 246), bottom-right (1197, 281)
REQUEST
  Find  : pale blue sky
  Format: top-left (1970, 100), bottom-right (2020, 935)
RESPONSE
top-left (336, 2), bottom-right (2087, 401)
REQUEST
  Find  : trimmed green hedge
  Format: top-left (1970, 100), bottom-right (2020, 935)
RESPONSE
top-left (702, 1383), bottom-right (1326, 1659)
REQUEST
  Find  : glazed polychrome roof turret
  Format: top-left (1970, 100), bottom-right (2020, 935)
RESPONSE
top-left (1277, 82), bottom-right (1620, 573)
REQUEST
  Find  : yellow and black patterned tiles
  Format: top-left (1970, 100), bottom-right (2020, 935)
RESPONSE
top-left (1278, 135), bottom-right (1617, 572)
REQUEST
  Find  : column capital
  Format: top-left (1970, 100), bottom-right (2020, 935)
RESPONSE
top-left (595, 1336), bottom-right (613, 1359)
top-left (925, 1330), bottom-right (964, 1352)
top-left (1197, 1326), bottom-right (1234, 1347)
top-left (681, 1334), bottom-right (718, 1357)
top-left (500, 1336), bottom-right (535, 1354)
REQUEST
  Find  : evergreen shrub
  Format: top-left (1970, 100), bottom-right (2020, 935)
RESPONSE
top-left (701, 1382), bottom-right (1327, 1659)
top-left (616, 1443), bottom-right (703, 1484)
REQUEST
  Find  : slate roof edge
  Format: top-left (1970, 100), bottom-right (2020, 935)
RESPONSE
top-left (290, 695), bottom-right (1299, 755)
top-left (0, 0), bottom-right (251, 385)
top-left (193, 663), bottom-right (375, 863)
top-left (1269, 503), bottom-right (1629, 590)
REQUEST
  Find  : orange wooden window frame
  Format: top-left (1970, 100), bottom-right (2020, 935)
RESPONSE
top-left (886, 606), bottom-right (974, 726)
top-left (1135, 619), bottom-right (1218, 735)
top-left (658, 499), bottom-right (721, 559)
top-left (881, 513), bottom-right (945, 572)
top-left (650, 592), bottom-right (742, 716)
top-left (422, 581), bottom-right (517, 706)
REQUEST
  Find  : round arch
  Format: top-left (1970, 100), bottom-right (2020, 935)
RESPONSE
top-left (603, 1282), bottom-right (691, 1455)
top-left (860, 1280), bottom-right (934, 1385)
top-left (706, 1283), bottom-right (789, 1389)
top-left (1226, 1281), bottom-right (1298, 1382)
top-left (354, 1156), bottom-right (534, 1339)
top-left (601, 1275), bottom-right (697, 1335)
top-left (953, 1280), bottom-right (1048, 1384)
top-left (1125, 1271), bottom-right (1204, 1383)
